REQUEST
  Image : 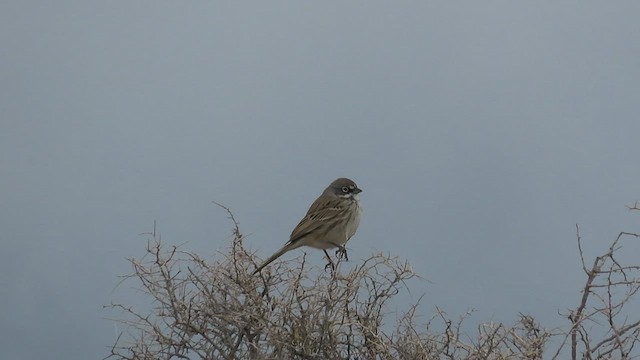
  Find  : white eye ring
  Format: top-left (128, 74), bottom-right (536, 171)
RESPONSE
top-left (341, 186), bottom-right (349, 193)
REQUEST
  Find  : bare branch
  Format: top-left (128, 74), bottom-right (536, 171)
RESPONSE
top-left (106, 205), bottom-right (640, 359)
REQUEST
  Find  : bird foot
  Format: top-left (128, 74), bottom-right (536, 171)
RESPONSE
top-left (324, 260), bottom-right (335, 272)
top-left (335, 246), bottom-right (349, 261)
top-left (323, 249), bottom-right (336, 272)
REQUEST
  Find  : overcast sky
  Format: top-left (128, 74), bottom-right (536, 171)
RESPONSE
top-left (2, 1), bottom-right (640, 359)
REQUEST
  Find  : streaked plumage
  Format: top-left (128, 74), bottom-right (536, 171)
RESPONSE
top-left (253, 178), bottom-right (362, 274)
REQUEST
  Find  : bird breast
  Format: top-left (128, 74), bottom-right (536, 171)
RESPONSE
top-left (344, 197), bottom-right (362, 240)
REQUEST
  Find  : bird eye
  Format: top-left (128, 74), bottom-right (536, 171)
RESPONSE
top-left (341, 186), bottom-right (349, 193)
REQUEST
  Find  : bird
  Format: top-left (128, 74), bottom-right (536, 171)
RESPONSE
top-left (253, 178), bottom-right (362, 274)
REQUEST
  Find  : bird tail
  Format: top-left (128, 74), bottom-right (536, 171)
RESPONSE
top-left (252, 242), bottom-right (298, 274)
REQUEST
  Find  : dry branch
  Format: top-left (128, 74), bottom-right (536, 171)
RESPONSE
top-left (105, 205), bottom-right (640, 359)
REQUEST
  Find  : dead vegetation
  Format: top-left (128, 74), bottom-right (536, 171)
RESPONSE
top-left (105, 205), bottom-right (640, 359)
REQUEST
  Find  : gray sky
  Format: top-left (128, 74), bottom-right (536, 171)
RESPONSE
top-left (2, 1), bottom-right (640, 358)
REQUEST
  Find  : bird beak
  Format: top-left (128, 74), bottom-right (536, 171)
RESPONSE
top-left (354, 188), bottom-right (362, 194)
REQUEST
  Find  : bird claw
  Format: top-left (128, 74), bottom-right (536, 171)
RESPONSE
top-left (335, 246), bottom-right (349, 261)
top-left (323, 247), bottom-right (347, 272)
top-left (324, 261), bottom-right (335, 272)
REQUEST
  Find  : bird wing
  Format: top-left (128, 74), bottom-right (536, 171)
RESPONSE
top-left (288, 197), bottom-right (346, 245)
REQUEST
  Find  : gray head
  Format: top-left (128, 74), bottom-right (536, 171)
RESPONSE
top-left (323, 178), bottom-right (362, 198)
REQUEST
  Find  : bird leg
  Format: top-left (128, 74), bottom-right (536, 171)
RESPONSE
top-left (335, 245), bottom-right (349, 261)
top-left (323, 249), bottom-right (336, 271)
top-left (325, 241), bottom-right (349, 262)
